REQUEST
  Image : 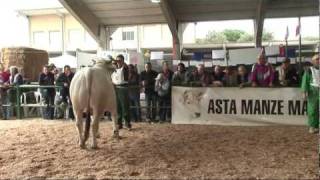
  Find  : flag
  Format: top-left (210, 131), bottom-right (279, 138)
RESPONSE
top-left (285, 26), bottom-right (289, 40)
top-left (296, 18), bottom-right (301, 37)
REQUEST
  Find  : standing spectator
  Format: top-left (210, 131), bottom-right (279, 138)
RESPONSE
top-left (193, 64), bottom-right (211, 87)
top-left (251, 54), bottom-right (274, 87)
top-left (237, 65), bottom-right (250, 88)
top-left (172, 63), bottom-right (187, 85)
top-left (0, 64), bottom-right (10, 119)
top-left (161, 61), bottom-right (173, 83)
top-left (212, 65), bottom-right (225, 87)
top-left (160, 61), bottom-right (173, 120)
top-left (223, 67), bottom-right (237, 87)
top-left (6, 66), bottom-right (24, 119)
top-left (128, 64), bottom-right (141, 122)
top-left (112, 54), bottom-right (131, 129)
top-left (155, 73), bottom-right (170, 122)
top-left (51, 67), bottom-right (64, 119)
top-left (140, 62), bottom-right (158, 122)
top-left (301, 54), bottom-right (319, 134)
top-left (39, 66), bottom-right (55, 119)
top-left (276, 58), bottom-right (299, 87)
top-left (56, 65), bottom-right (74, 119)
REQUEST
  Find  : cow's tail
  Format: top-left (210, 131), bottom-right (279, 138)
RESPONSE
top-left (84, 68), bottom-right (92, 142)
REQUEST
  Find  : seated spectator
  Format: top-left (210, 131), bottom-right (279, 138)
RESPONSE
top-left (6, 66), bottom-right (24, 119)
top-left (0, 64), bottom-right (10, 119)
top-left (212, 65), bottom-right (225, 87)
top-left (187, 64), bottom-right (211, 87)
top-left (128, 64), bottom-right (141, 122)
top-left (172, 63), bottom-right (187, 85)
top-left (56, 65), bottom-right (75, 119)
top-left (276, 58), bottom-right (299, 87)
top-left (251, 54), bottom-right (274, 87)
top-left (155, 73), bottom-right (170, 123)
top-left (39, 65), bottom-right (55, 120)
top-left (223, 67), bottom-right (237, 87)
top-left (237, 65), bottom-right (250, 88)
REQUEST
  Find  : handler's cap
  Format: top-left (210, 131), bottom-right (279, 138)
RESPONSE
top-left (155, 73), bottom-right (164, 80)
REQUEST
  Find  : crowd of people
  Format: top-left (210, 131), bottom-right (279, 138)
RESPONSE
top-left (0, 53), bottom-right (318, 134)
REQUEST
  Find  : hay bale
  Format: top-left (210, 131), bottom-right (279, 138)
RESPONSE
top-left (1, 47), bottom-right (48, 82)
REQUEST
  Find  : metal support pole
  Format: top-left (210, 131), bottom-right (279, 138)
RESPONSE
top-left (16, 86), bottom-right (21, 119)
top-left (298, 16), bottom-right (302, 76)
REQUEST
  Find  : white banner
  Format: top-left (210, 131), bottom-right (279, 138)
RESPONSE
top-left (172, 87), bottom-right (306, 126)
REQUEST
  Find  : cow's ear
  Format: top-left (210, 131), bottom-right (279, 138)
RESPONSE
top-left (181, 90), bottom-right (188, 104)
top-left (196, 92), bottom-right (204, 101)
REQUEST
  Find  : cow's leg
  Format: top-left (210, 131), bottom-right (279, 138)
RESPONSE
top-left (75, 110), bottom-right (85, 148)
top-left (111, 109), bottom-right (120, 139)
top-left (91, 111), bottom-right (101, 149)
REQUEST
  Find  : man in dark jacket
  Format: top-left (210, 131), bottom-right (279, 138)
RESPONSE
top-left (140, 62), bottom-right (158, 122)
top-left (39, 65), bottom-right (55, 119)
top-left (56, 65), bottom-right (74, 119)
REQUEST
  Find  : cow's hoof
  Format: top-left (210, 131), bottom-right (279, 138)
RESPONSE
top-left (79, 143), bottom-right (86, 149)
top-left (91, 144), bottom-right (98, 149)
top-left (112, 134), bottom-right (120, 141)
top-left (96, 133), bottom-right (101, 138)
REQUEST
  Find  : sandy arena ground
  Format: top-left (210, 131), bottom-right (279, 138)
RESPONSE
top-left (0, 119), bottom-right (318, 179)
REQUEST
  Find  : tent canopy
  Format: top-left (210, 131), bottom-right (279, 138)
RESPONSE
top-left (49, 54), bottom-right (77, 68)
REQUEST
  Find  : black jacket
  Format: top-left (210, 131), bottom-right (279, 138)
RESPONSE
top-left (140, 70), bottom-right (158, 95)
top-left (56, 72), bottom-right (74, 88)
top-left (39, 72), bottom-right (55, 96)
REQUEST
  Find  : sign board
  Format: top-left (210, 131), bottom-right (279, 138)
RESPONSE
top-left (212, 50), bottom-right (226, 59)
top-left (265, 46), bottom-right (279, 56)
top-left (229, 48), bottom-right (261, 65)
top-left (172, 87), bottom-right (306, 126)
top-left (150, 51), bottom-right (164, 60)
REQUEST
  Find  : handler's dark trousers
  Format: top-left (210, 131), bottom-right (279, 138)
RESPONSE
top-left (115, 85), bottom-right (131, 128)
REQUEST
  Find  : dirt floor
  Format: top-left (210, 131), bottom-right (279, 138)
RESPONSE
top-left (0, 119), bottom-right (318, 179)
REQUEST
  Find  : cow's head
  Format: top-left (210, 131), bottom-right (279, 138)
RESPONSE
top-left (94, 59), bottom-right (115, 72)
top-left (180, 90), bottom-right (204, 118)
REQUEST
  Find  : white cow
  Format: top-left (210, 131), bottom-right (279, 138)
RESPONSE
top-left (70, 59), bottom-right (119, 149)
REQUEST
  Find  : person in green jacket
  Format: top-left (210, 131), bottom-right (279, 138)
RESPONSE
top-left (301, 54), bottom-right (319, 134)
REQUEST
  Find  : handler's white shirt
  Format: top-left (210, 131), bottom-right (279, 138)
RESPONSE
top-left (310, 67), bottom-right (320, 87)
top-left (111, 67), bottom-right (127, 85)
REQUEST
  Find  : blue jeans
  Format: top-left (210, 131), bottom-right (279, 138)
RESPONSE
top-left (129, 94), bottom-right (141, 122)
top-left (158, 96), bottom-right (170, 122)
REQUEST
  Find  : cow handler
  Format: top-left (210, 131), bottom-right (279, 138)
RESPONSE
top-left (301, 54), bottom-right (319, 134)
top-left (112, 54), bottom-right (131, 130)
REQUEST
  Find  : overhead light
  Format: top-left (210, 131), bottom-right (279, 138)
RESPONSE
top-left (150, 0), bottom-right (161, 3)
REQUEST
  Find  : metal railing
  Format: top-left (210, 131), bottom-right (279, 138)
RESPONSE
top-left (0, 84), bottom-right (171, 119)
top-left (0, 85), bottom-right (62, 119)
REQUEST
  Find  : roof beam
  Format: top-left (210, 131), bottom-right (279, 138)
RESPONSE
top-left (254, 0), bottom-right (267, 48)
top-left (159, 0), bottom-right (181, 59)
top-left (59, 0), bottom-right (105, 48)
top-left (159, 0), bottom-right (179, 42)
